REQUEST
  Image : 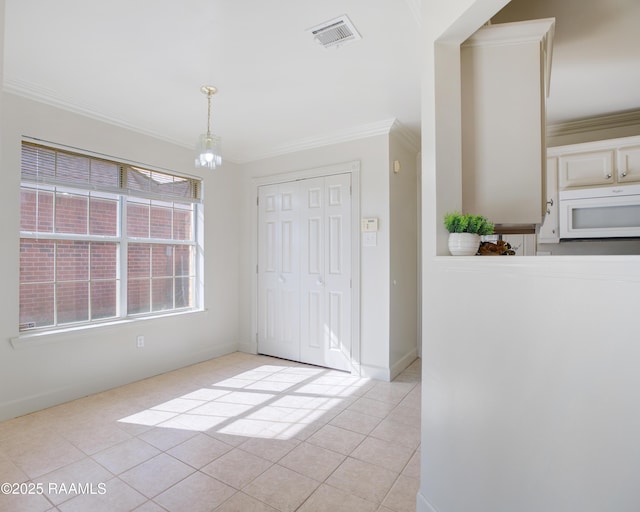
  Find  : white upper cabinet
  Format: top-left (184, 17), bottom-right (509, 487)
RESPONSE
top-left (552, 135), bottom-right (640, 190)
top-left (461, 18), bottom-right (555, 226)
top-left (558, 149), bottom-right (615, 188)
top-left (617, 143), bottom-right (640, 184)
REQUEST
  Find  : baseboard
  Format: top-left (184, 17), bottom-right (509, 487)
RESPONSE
top-left (390, 348), bottom-right (418, 380)
top-left (0, 385), bottom-right (79, 423)
top-left (238, 340), bottom-right (258, 354)
top-left (359, 363), bottom-right (391, 381)
top-left (417, 490), bottom-right (439, 512)
top-left (0, 343), bottom-right (238, 422)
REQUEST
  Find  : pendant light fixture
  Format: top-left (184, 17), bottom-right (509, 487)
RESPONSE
top-left (195, 85), bottom-right (222, 169)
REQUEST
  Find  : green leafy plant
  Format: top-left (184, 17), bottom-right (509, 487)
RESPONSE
top-left (444, 211), bottom-right (494, 235)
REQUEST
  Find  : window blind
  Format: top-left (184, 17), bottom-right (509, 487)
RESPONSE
top-left (21, 142), bottom-right (202, 203)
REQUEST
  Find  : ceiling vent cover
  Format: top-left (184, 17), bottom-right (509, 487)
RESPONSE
top-left (308, 15), bottom-right (362, 49)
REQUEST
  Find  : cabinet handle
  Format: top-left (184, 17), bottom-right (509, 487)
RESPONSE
top-left (621, 171), bottom-right (628, 178)
top-left (606, 173), bottom-right (612, 179)
top-left (546, 198), bottom-right (553, 214)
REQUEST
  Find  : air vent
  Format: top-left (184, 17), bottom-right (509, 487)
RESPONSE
top-left (308, 15), bottom-right (361, 49)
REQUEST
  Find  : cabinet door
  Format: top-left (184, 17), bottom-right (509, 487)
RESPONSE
top-left (501, 234), bottom-right (537, 256)
top-left (617, 144), bottom-right (640, 183)
top-left (558, 150), bottom-right (615, 188)
top-left (461, 20), bottom-right (552, 225)
top-left (538, 157), bottom-right (559, 243)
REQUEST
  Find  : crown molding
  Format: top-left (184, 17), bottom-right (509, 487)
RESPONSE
top-left (4, 79), bottom-right (417, 165)
top-left (390, 119), bottom-right (421, 153)
top-left (463, 18), bottom-right (555, 47)
top-left (236, 118), bottom-right (399, 163)
top-left (3, 78), bottom-right (190, 150)
top-left (547, 109), bottom-right (640, 138)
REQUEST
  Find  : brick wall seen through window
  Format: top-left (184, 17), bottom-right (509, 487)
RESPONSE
top-left (19, 142), bottom-right (202, 332)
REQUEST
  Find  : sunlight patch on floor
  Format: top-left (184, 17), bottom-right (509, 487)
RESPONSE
top-left (118, 364), bottom-right (371, 439)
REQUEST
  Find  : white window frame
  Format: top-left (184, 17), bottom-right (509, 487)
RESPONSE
top-left (17, 139), bottom-right (204, 336)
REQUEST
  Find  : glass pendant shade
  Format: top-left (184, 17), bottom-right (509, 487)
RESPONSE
top-left (195, 133), bottom-right (222, 169)
top-left (195, 85), bottom-right (222, 170)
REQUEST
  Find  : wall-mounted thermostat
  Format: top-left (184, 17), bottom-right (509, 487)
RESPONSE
top-left (361, 218), bottom-right (379, 232)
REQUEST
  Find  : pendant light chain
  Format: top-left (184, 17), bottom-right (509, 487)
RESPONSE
top-left (206, 90), bottom-right (212, 137)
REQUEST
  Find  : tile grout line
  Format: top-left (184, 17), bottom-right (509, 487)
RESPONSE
top-left (0, 354), bottom-right (421, 512)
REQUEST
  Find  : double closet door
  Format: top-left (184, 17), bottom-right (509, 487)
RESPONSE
top-left (257, 173), bottom-right (352, 372)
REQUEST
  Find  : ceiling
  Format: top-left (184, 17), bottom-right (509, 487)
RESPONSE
top-left (3, 1), bottom-right (639, 164)
top-left (2, 0), bottom-right (422, 163)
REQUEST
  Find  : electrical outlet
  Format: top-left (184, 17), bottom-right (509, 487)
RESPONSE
top-left (136, 335), bottom-right (144, 348)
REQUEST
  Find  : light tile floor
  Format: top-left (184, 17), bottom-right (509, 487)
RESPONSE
top-left (0, 352), bottom-right (421, 512)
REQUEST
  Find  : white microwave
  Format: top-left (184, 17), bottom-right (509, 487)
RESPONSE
top-left (558, 183), bottom-right (640, 239)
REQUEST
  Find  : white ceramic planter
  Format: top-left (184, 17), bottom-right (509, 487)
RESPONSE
top-left (448, 232), bottom-right (480, 256)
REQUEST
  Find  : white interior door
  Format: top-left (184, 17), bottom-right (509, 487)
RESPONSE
top-left (257, 174), bottom-right (352, 372)
top-left (300, 174), bottom-right (351, 371)
top-left (257, 182), bottom-right (300, 362)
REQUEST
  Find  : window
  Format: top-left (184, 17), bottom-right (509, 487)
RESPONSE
top-left (19, 142), bottom-right (203, 332)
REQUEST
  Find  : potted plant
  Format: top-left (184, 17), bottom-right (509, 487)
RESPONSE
top-left (444, 211), bottom-right (494, 255)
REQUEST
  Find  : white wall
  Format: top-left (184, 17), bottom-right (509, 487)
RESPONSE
top-left (0, 93), bottom-right (242, 421)
top-left (421, 258), bottom-right (640, 512)
top-left (238, 135), bottom-right (393, 378)
top-left (0, 91), bottom-right (417, 422)
top-left (389, 130), bottom-right (419, 377)
top-left (420, 1), bottom-right (640, 511)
